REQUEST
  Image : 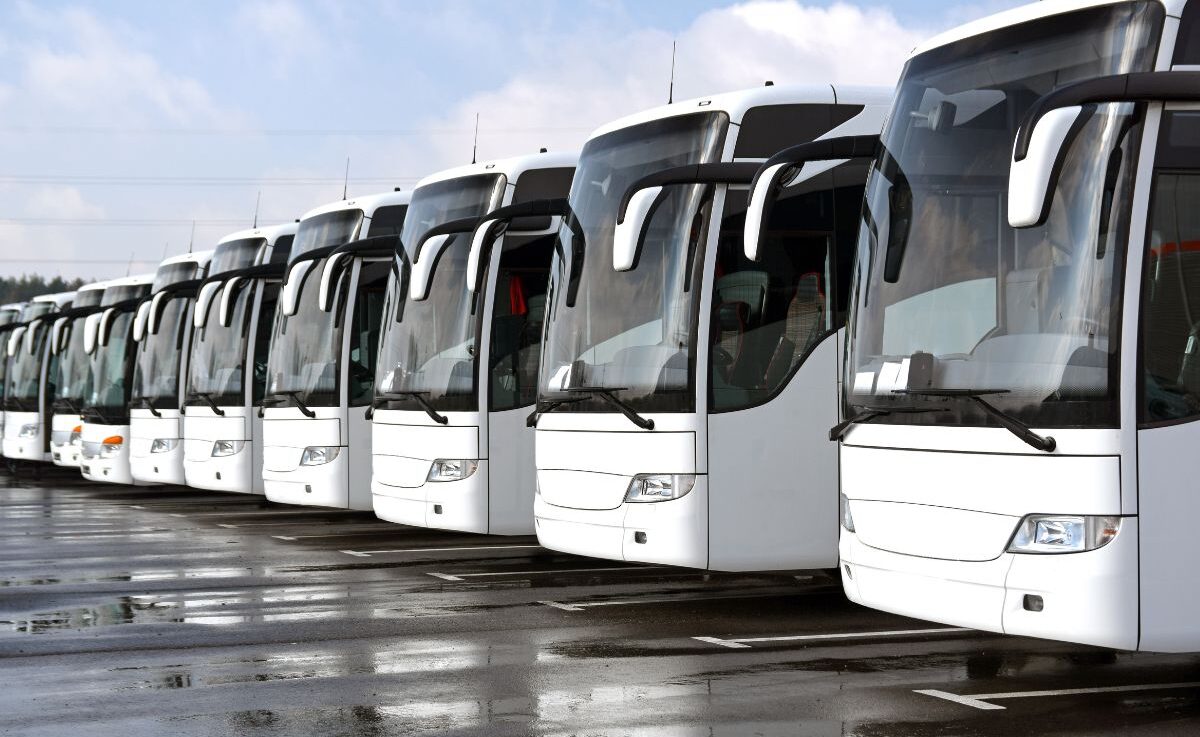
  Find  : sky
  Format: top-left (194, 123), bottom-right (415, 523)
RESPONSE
top-left (0, 0), bottom-right (1025, 282)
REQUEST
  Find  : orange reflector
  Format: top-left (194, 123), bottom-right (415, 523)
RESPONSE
top-left (102, 435), bottom-right (124, 445)
top-left (72, 425), bottom-right (81, 433)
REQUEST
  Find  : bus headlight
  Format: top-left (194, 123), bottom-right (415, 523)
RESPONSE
top-left (211, 440), bottom-right (245, 457)
top-left (150, 438), bottom-right (179, 453)
top-left (70, 425), bottom-right (82, 445)
top-left (100, 435), bottom-right (124, 458)
top-left (624, 473), bottom-right (696, 503)
top-left (300, 446), bottom-right (340, 466)
top-left (1008, 515), bottom-right (1121, 554)
top-left (427, 459), bottom-right (478, 482)
top-left (18, 423), bottom-right (38, 438)
top-left (840, 493), bottom-right (856, 533)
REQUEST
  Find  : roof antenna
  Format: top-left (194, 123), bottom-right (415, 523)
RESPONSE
top-left (668, 40), bottom-right (676, 104)
top-left (188, 220), bottom-right (195, 253)
top-left (253, 190), bottom-right (261, 228)
top-left (342, 157), bottom-right (350, 200)
top-left (125, 251), bottom-right (134, 276)
top-left (471, 113), bottom-right (481, 164)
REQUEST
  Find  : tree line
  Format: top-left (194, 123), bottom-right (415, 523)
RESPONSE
top-left (0, 275), bottom-right (87, 305)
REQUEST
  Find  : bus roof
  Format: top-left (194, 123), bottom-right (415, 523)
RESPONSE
top-left (298, 189), bottom-right (412, 224)
top-left (413, 150), bottom-right (578, 191)
top-left (218, 221), bottom-right (299, 247)
top-left (585, 83), bottom-right (893, 142)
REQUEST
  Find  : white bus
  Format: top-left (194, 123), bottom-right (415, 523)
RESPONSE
top-left (532, 85), bottom-right (889, 570)
top-left (791, 0), bottom-right (1200, 651)
top-left (48, 281), bottom-right (110, 467)
top-left (2, 292), bottom-right (74, 462)
top-left (0, 302), bottom-right (25, 455)
top-left (183, 224), bottom-right (296, 493)
top-left (129, 251), bottom-right (213, 485)
top-left (262, 191), bottom-right (409, 509)
top-left (79, 274), bottom-right (154, 484)
top-left (364, 152), bottom-right (576, 534)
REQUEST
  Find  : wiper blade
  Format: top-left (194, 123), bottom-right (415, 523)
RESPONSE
top-left (265, 390), bottom-right (315, 419)
top-left (187, 391), bottom-right (226, 417)
top-left (52, 397), bottom-right (79, 414)
top-left (893, 389), bottom-right (1057, 453)
top-left (828, 405), bottom-right (939, 441)
top-left (81, 405), bottom-right (113, 424)
top-left (566, 386), bottom-right (654, 430)
top-left (525, 396), bottom-right (585, 428)
top-left (378, 390), bottom-right (448, 425)
top-left (136, 395), bottom-right (162, 418)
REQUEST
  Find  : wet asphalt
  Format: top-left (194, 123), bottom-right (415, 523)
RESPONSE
top-left (1, 468), bottom-right (1199, 736)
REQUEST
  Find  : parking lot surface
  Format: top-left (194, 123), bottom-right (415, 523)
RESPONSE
top-left (1, 471), bottom-right (1199, 736)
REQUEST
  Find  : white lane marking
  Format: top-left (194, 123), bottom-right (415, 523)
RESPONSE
top-left (693, 627), bottom-right (971, 649)
top-left (271, 535), bottom-right (297, 541)
top-left (426, 565), bottom-right (662, 582)
top-left (541, 592), bottom-right (785, 612)
top-left (128, 505), bottom-right (145, 509)
top-left (264, 527), bottom-right (398, 539)
top-left (538, 600), bottom-right (585, 612)
top-left (340, 544), bottom-right (541, 558)
top-left (216, 523), bottom-right (238, 529)
top-left (917, 681), bottom-right (1200, 711)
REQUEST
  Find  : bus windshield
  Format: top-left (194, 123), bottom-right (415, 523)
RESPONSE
top-left (55, 316), bottom-right (94, 409)
top-left (87, 311), bottom-right (133, 416)
top-left (846, 2), bottom-right (1163, 429)
top-left (188, 282), bottom-right (253, 405)
top-left (375, 174), bottom-right (504, 411)
top-left (132, 296), bottom-right (190, 404)
top-left (5, 323), bottom-right (47, 410)
top-left (539, 112), bottom-right (726, 413)
top-left (266, 263), bottom-right (341, 407)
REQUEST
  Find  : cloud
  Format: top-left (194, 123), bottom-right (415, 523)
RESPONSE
top-left (14, 6), bottom-right (234, 127)
top-left (234, 0), bottom-right (329, 76)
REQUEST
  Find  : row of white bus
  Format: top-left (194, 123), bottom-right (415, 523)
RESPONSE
top-left (3, 0), bottom-right (1200, 653)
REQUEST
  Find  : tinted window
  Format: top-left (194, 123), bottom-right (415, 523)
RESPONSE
top-left (489, 235), bottom-right (556, 411)
top-left (510, 167), bottom-right (575, 230)
top-left (367, 205), bottom-right (408, 237)
top-left (710, 163), bottom-right (866, 412)
top-left (1175, 2), bottom-right (1200, 64)
top-left (1140, 112), bottom-right (1200, 424)
top-left (269, 235), bottom-right (295, 264)
top-left (346, 262), bottom-right (389, 406)
top-left (252, 283), bottom-right (280, 404)
top-left (733, 104), bottom-right (863, 159)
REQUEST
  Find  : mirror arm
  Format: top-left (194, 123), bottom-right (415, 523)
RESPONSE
top-left (1014, 71), bottom-right (1200, 162)
top-left (617, 162), bottom-right (760, 223)
top-left (412, 217), bottom-right (480, 262)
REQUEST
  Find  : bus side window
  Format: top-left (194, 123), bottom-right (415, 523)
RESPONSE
top-left (346, 262), bottom-right (389, 407)
top-left (710, 168), bottom-right (864, 413)
top-left (1140, 112), bottom-right (1200, 424)
top-left (489, 235), bottom-right (555, 411)
top-left (252, 283), bottom-right (280, 405)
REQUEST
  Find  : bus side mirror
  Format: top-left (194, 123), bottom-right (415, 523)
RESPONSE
top-left (83, 312), bottom-right (102, 355)
top-left (98, 308), bottom-right (117, 348)
top-left (193, 281), bottom-right (221, 328)
top-left (317, 251), bottom-right (349, 313)
top-left (281, 260), bottom-right (313, 317)
top-left (25, 322), bottom-right (39, 355)
top-left (220, 277), bottom-right (247, 327)
top-left (409, 235), bottom-right (450, 302)
top-left (7, 326), bottom-right (25, 357)
top-left (146, 292), bottom-right (169, 336)
top-left (613, 186), bottom-right (664, 272)
top-left (743, 163), bottom-right (789, 262)
top-left (51, 317), bottom-right (69, 355)
top-left (1008, 106), bottom-right (1089, 229)
top-left (468, 219), bottom-right (503, 294)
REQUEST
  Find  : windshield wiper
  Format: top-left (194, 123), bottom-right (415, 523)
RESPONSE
top-left (187, 391), bottom-right (226, 417)
top-left (265, 390), bottom-right (315, 419)
top-left (828, 405), bottom-right (939, 441)
top-left (378, 390), bottom-right (448, 425)
top-left (893, 389), bottom-right (1057, 453)
top-left (566, 387), bottom-right (654, 430)
top-left (525, 396), bottom-right (585, 427)
top-left (136, 395), bottom-right (162, 418)
top-left (81, 405), bottom-right (114, 424)
top-left (52, 397), bottom-right (79, 414)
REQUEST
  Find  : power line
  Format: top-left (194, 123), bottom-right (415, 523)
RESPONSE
top-left (0, 175), bottom-right (416, 187)
top-left (0, 217), bottom-right (290, 226)
top-left (0, 125), bottom-right (592, 137)
top-left (0, 258), bottom-right (162, 264)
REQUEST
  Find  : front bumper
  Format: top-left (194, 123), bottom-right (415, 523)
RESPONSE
top-left (371, 460), bottom-right (491, 533)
